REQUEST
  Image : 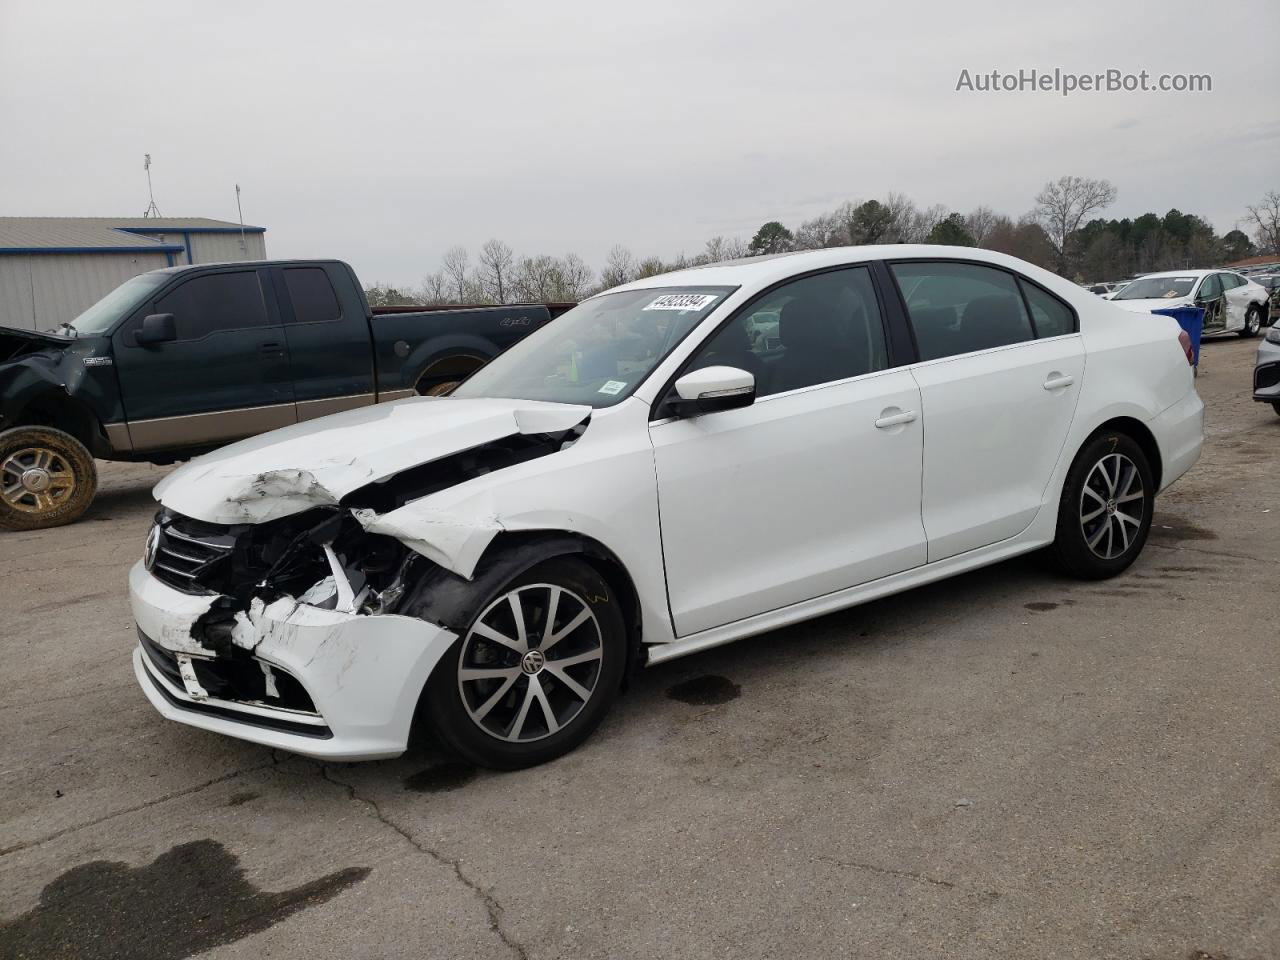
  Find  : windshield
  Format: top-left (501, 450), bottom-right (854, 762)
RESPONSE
top-left (1112, 276), bottom-right (1196, 300)
top-left (64, 272), bottom-right (168, 336)
top-left (452, 286), bottom-right (734, 408)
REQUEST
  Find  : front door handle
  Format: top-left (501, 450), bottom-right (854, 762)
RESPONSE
top-left (1043, 374), bottom-right (1074, 390)
top-left (260, 341), bottom-right (284, 356)
top-left (875, 409), bottom-right (917, 429)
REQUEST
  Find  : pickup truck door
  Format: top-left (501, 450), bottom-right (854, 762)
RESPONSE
top-left (113, 267), bottom-right (297, 452)
top-left (269, 264), bottom-right (378, 421)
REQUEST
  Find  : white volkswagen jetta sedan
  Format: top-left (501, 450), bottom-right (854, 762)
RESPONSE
top-left (130, 246), bottom-right (1204, 768)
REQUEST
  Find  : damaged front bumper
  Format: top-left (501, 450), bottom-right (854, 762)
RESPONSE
top-left (129, 561), bottom-right (457, 760)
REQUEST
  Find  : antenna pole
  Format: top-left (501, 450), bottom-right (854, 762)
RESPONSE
top-left (142, 154), bottom-right (161, 218)
top-left (235, 184), bottom-right (247, 258)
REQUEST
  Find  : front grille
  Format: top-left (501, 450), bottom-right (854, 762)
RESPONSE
top-left (139, 630), bottom-right (325, 727)
top-left (1255, 362), bottom-right (1280, 391)
top-left (151, 516), bottom-right (235, 593)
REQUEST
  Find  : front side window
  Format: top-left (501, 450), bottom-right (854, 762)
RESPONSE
top-left (1196, 274), bottom-right (1223, 301)
top-left (681, 266), bottom-right (888, 397)
top-left (451, 286), bottom-right (732, 408)
top-left (283, 267), bottom-right (341, 323)
top-left (154, 271), bottom-right (269, 341)
top-left (891, 261), bottom-right (1034, 361)
top-left (68, 272), bottom-right (168, 337)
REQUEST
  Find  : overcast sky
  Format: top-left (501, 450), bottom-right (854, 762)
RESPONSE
top-left (2, 0), bottom-right (1277, 287)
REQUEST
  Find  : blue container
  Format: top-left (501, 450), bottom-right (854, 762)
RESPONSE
top-left (1152, 306), bottom-right (1204, 367)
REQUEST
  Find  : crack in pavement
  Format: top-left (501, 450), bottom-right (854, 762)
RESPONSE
top-left (0, 757), bottom-right (279, 858)
top-left (811, 854), bottom-right (957, 889)
top-left (316, 764), bottom-right (530, 960)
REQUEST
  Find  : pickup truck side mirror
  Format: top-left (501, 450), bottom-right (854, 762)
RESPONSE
top-left (136, 313), bottom-right (177, 345)
top-left (669, 365), bottom-right (755, 417)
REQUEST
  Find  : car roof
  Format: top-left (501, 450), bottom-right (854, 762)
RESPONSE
top-left (604, 244), bottom-right (1076, 299)
top-left (1132, 269), bottom-right (1214, 280)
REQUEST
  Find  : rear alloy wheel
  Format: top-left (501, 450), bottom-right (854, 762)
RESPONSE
top-left (1240, 307), bottom-right (1262, 338)
top-left (0, 427), bottom-right (98, 531)
top-left (423, 557), bottom-right (627, 769)
top-left (1050, 431), bottom-right (1154, 579)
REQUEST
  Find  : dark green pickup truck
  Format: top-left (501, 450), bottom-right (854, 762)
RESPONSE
top-left (0, 259), bottom-right (571, 530)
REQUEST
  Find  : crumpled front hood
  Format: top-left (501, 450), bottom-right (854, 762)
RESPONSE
top-left (155, 396), bottom-right (591, 525)
top-left (1113, 298), bottom-right (1192, 314)
top-left (0, 325), bottom-right (71, 362)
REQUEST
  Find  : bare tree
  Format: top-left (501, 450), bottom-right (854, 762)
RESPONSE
top-left (419, 270), bottom-right (450, 304)
top-left (1033, 176), bottom-right (1118, 270)
top-left (1246, 190), bottom-right (1280, 255)
top-left (965, 205), bottom-right (998, 245)
top-left (600, 245), bottom-right (636, 289)
top-left (478, 238), bottom-right (515, 303)
top-left (556, 253), bottom-right (593, 300)
top-left (441, 246), bottom-right (470, 302)
top-left (634, 256), bottom-right (667, 279)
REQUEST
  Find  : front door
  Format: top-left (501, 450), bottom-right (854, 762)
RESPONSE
top-left (649, 265), bottom-right (927, 637)
top-left (114, 267), bottom-right (296, 451)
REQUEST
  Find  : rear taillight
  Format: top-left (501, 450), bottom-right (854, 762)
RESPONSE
top-left (1177, 330), bottom-right (1194, 366)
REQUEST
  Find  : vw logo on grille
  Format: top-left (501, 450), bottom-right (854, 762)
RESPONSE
top-left (520, 649), bottom-right (546, 675)
top-left (143, 524), bottom-right (161, 571)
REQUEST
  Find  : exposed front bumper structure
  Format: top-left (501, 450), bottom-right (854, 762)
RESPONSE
top-left (1253, 339), bottom-right (1280, 405)
top-left (129, 561), bottom-right (458, 760)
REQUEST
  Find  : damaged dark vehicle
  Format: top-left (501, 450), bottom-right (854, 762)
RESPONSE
top-left (0, 259), bottom-right (568, 530)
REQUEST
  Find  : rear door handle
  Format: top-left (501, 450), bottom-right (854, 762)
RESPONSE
top-left (875, 410), bottom-right (917, 429)
top-left (260, 341), bottom-right (284, 355)
top-left (1043, 374), bottom-right (1074, 390)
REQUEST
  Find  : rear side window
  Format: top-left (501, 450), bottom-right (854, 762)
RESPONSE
top-left (1018, 280), bottom-right (1076, 337)
top-left (890, 261), bottom-right (1034, 361)
top-left (283, 267), bottom-right (341, 323)
top-left (154, 271), bottom-right (268, 341)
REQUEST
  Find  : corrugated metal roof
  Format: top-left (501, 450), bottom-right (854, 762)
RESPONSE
top-left (0, 217), bottom-right (266, 251)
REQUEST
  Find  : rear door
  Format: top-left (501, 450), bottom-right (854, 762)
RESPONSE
top-left (887, 260), bottom-right (1084, 562)
top-left (1194, 273), bottom-right (1226, 331)
top-left (270, 264), bottom-right (378, 421)
top-left (1220, 273), bottom-right (1250, 329)
top-left (114, 267), bottom-right (296, 451)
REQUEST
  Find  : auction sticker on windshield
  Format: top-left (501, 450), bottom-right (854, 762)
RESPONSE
top-left (598, 380), bottom-right (627, 395)
top-left (644, 293), bottom-right (719, 311)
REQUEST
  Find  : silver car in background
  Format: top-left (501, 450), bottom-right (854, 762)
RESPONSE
top-left (1254, 323), bottom-right (1280, 416)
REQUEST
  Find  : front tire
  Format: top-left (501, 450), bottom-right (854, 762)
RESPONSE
top-left (1240, 307), bottom-right (1262, 338)
top-left (421, 557), bottom-right (627, 769)
top-left (0, 427), bottom-right (98, 531)
top-left (1050, 431), bottom-right (1154, 580)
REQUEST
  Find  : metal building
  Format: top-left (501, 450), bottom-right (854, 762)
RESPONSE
top-left (0, 217), bottom-right (267, 331)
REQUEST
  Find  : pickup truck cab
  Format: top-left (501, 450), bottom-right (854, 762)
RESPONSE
top-left (0, 259), bottom-right (568, 530)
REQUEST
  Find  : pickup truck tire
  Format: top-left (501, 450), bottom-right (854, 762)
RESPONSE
top-left (415, 354), bottom-right (487, 397)
top-left (0, 426), bottom-right (98, 532)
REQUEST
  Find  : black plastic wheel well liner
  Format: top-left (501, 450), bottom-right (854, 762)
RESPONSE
top-left (1087, 416), bottom-right (1163, 491)
top-left (13, 390), bottom-right (106, 455)
top-left (399, 529), bottom-right (643, 665)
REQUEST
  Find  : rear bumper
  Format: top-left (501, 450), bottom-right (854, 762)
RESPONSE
top-left (129, 561), bottom-right (458, 760)
top-left (1152, 389), bottom-right (1204, 493)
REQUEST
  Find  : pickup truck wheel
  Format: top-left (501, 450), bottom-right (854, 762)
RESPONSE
top-left (421, 379), bottom-right (461, 397)
top-left (0, 427), bottom-right (98, 531)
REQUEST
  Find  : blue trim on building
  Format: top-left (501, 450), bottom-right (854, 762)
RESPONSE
top-left (0, 245), bottom-right (185, 255)
top-left (123, 226), bottom-right (266, 234)
top-left (165, 251), bottom-right (175, 267)
top-left (182, 230), bottom-right (193, 264)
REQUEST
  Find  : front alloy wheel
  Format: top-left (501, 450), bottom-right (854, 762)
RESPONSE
top-left (422, 557), bottom-right (627, 769)
top-left (0, 426), bottom-right (98, 531)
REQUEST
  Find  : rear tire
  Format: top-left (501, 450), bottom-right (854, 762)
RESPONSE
top-left (1240, 307), bottom-right (1262, 338)
top-left (1050, 430), bottom-right (1154, 580)
top-left (1272, 402), bottom-right (1280, 417)
top-left (421, 557), bottom-right (627, 770)
top-left (0, 426), bottom-right (98, 531)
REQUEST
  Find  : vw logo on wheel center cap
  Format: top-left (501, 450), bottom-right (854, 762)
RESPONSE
top-left (521, 649), bottom-right (546, 675)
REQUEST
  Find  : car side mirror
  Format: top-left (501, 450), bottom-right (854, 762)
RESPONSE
top-left (670, 366), bottom-right (755, 417)
top-left (136, 313), bottom-right (176, 345)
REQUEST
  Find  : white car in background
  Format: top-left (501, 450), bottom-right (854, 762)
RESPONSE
top-left (129, 245), bottom-right (1204, 769)
top-left (1110, 269), bottom-right (1269, 336)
